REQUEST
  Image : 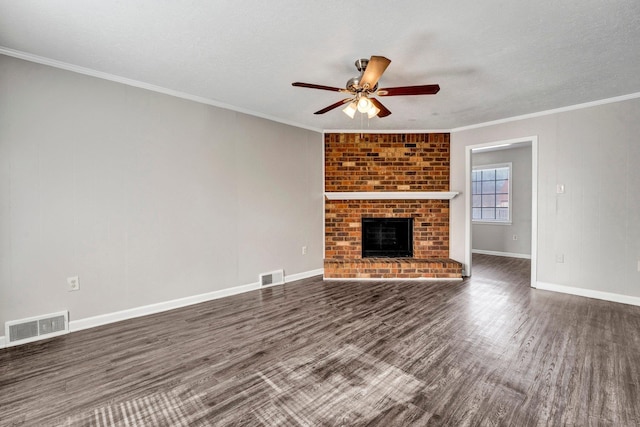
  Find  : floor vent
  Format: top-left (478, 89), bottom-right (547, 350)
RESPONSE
top-left (259, 269), bottom-right (285, 287)
top-left (5, 311), bottom-right (69, 347)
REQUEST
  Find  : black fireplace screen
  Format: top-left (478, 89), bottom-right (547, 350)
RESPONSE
top-left (361, 217), bottom-right (413, 258)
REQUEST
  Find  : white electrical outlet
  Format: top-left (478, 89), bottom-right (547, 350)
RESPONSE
top-left (67, 276), bottom-right (79, 291)
top-left (302, 246), bottom-right (308, 255)
top-left (556, 184), bottom-right (565, 194)
top-left (512, 234), bottom-right (518, 240)
top-left (556, 254), bottom-right (564, 263)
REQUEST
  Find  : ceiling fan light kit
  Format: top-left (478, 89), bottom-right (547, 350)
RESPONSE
top-left (343, 101), bottom-right (357, 118)
top-left (340, 95), bottom-right (380, 119)
top-left (367, 104), bottom-right (380, 118)
top-left (357, 97), bottom-right (372, 113)
top-left (292, 55), bottom-right (440, 119)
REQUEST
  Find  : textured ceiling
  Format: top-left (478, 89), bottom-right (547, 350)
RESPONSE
top-left (1, 0), bottom-right (640, 131)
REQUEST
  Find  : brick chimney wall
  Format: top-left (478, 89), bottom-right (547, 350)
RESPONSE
top-left (324, 133), bottom-right (452, 262)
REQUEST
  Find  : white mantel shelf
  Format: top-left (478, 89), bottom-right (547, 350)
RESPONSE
top-left (324, 191), bottom-right (459, 200)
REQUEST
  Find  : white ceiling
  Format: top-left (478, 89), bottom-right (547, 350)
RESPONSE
top-left (1, 0), bottom-right (640, 131)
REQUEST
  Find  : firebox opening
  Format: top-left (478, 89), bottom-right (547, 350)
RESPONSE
top-left (362, 217), bottom-right (413, 258)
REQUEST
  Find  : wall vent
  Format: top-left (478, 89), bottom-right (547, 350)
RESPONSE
top-left (5, 311), bottom-right (69, 347)
top-left (259, 269), bottom-right (285, 287)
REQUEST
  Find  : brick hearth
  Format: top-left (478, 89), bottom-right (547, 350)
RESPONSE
top-left (324, 258), bottom-right (463, 279)
top-left (324, 133), bottom-right (462, 279)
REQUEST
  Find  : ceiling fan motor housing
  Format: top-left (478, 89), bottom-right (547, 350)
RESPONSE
top-left (347, 59), bottom-right (380, 93)
top-left (346, 76), bottom-right (378, 93)
top-left (346, 76), bottom-right (361, 92)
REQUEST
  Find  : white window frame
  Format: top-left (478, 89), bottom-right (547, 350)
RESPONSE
top-left (471, 162), bottom-right (512, 225)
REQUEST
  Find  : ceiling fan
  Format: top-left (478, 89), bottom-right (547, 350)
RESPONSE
top-left (292, 55), bottom-right (440, 118)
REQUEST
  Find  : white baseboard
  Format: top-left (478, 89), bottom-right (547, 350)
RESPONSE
top-left (536, 281), bottom-right (640, 307)
top-left (68, 282), bottom-right (261, 333)
top-left (472, 249), bottom-right (531, 259)
top-left (0, 268), bottom-right (324, 348)
top-left (285, 268), bottom-right (324, 283)
top-left (69, 268), bottom-right (323, 333)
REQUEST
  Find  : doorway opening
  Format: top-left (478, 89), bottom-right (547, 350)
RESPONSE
top-left (464, 137), bottom-right (538, 286)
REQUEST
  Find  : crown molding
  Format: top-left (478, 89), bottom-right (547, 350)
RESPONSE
top-left (3, 46), bottom-right (639, 135)
top-left (451, 92), bottom-right (640, 132)
top-left (0, 46), bottom-right (323, 134)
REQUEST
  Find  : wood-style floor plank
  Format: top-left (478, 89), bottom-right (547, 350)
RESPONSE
top-left (1, 254), bottom-right (640, 426)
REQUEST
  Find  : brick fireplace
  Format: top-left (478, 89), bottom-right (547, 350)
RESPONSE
top-left (324, 132), bottom-right (462, 279)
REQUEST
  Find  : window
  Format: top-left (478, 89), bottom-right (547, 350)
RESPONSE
top-left (472, 163), bottom-right (511, 223)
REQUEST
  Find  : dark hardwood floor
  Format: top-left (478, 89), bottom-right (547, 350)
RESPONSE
top-left (2, 254), bottom-right (640, 426)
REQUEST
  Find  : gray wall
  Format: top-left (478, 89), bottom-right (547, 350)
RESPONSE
top-left (0, 55), bottom-right (324, 327)
top-left (451, 97), bottom-right (640, 297)
top-left (472, 145), bottom-right (532, 256)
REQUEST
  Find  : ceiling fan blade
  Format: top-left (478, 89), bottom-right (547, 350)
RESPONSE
top-left (314, 98), bottom-right (353, 115)
top-left (377, 84), bottom-right (440, 96)
top-left (370, 97), bottom-right (392, 117)
top-left (292, 82), bottom-right (346, 92)
top-left (360, 56), bottom-right (391, 90)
